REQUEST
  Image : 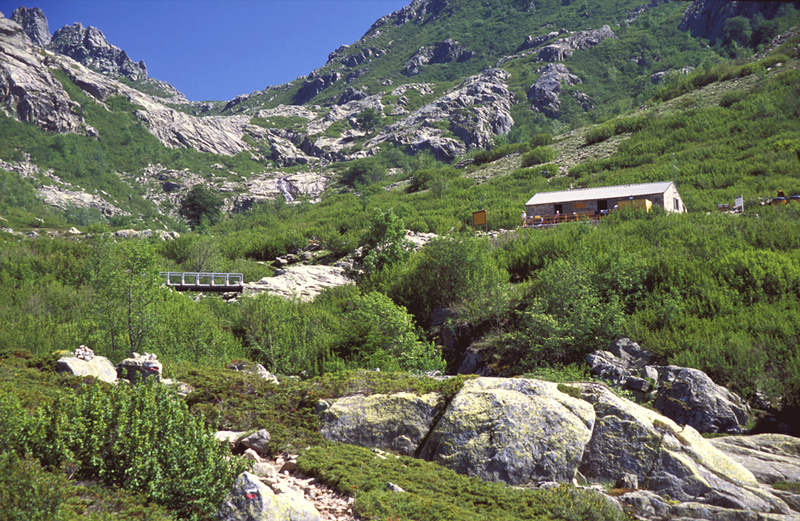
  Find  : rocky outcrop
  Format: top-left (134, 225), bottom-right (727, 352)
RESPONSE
top-left (318, 376), bottom-right (794, 519)
top-left (37, 184), bottom-right (128, 217)
top-left (10, 6), bottom-right (50, 47)
top-left (294, 72), bottom-right (342, 105)
top-left (586, 338), bottom-right (750, 434)
top-left (0, 16), bottom-right (250, 155)
top-left (528, 63), bottom-right (583, 118)
top-left (49, 23), bottom-right (147, 80)
top-left (319, 392), bottom-right (445, 456)
top-left (377, 69), bottom-right (516, 160)
top-left (402, 39), bottom-right (474, 76)
top-left (340, 47), bottom-right (383, 68)
top-left (218, 471), bottom-right (321, 521)
top-left (365, 0), bottom-right (451, 35)
top-left (517, 31), bottom-right (563, 52)
top-left (0, 15), bottom-right (84, 133)
top-left (337, 86), bottom-right (368, 105)
top-left (242, 265), bottom-right (353, 302)
top-left (56, 346), bottom-right (117, 384)
top-left (680, 0), bottom-right (790, 44)
top-left (538, 26), bottom-right (618, 62)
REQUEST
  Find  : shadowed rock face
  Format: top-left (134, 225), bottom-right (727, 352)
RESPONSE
top-left (10, 6), bottom-right (50, 47)
top-left (680, 0), bottom-right (791, 44)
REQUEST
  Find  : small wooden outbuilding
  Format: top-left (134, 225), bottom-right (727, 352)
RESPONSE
top-left (524, 181), bottom-right (686, 222)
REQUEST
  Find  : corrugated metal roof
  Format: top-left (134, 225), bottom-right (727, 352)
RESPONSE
top-left (525, 181), bottom-right (675, 206)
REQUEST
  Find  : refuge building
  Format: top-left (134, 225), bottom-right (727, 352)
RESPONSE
top-left (524, 181), bottom-right (686, 223)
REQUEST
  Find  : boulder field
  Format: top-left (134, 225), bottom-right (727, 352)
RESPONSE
top-left (319, 376), bottom-right (800, 520)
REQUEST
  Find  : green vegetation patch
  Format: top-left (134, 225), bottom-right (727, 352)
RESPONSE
top-left (298, 443), bottom-right (622, 521)
top-left (177, 366), bottom-right (472, 453)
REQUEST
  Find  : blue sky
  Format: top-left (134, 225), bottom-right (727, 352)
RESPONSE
top-left (1, 0), bottom-right (410, 101)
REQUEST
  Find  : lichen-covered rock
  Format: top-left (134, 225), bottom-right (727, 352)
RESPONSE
top-left (652, 366), bottom-right (750, 434)
top-left (709, 434), bottom-right (800, 485)
top-left (56, 354), bottom-right (117, 384)
top-left (420, 378), bottom-right (596, 485)
top-left (576, 383), bottom-right (788, 514)
top-left (217, 471), bottom-right (320, 521)
top-left (320, 392), bottom-right (444, 456)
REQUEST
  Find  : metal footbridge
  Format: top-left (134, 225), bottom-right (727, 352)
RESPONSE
top-left (160, 272), bottom-right (244, 292)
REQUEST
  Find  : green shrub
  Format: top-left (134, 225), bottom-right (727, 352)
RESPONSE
top-left (1, 381), bottom-right (246, 521)
top-left (472, 143), bottom-right (527, 166)
top-left (0, 452), bottom-right (70, 521)
top-left (529, 133), bottom-right (553, 148)
top-left (719, 90), bottom-right (749, 107)
top-left (585, 125), bottom-right (615, 145)
top-left (520, 146), bottom-right (557, 167)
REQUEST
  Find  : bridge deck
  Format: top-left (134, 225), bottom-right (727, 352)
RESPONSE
top-left (160, 272), bottom-right (244, 292)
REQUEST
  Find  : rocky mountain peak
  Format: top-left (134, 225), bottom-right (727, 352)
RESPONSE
top-left (364, 0), bottom-right (451, 37)
top-left (10, 6), bottom-right (50, 47)
top-left (49, 21), bottom-right (147, 79)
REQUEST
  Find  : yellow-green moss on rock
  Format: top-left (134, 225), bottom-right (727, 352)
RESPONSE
top-left (419, 378), bottom-right (595, 485)
top-left (319, 391), bottom-right (444, 455)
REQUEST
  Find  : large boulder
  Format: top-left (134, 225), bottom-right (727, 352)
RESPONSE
top-left (217, 471), bottom-right (320, 521)
top-left (652, 366), bottom-right (750, 435)
top-left (528, 63), bottom-right (582, 118)
top-left (116, 352), bottom-right (163, 382)
top-left (576, 383), bottom-right (787, 514)
top-left (56, 351), bottom-right (117, 384)
top-left (319, 392), bottom-right (445, 456)
top-left (419, 378), bottom-right (596, 484)
top-left (587, 338), bottom-right (750, 434)
top-left (709, 434), bottom-right (800, 485)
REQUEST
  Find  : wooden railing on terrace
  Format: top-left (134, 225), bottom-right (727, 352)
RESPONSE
top-left (522, 210), bottom-right (612, 227)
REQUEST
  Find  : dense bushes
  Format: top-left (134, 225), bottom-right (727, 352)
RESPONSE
top-left (0, 381), bottom-right (246, 520)
top-left (494, 208), bottom-right (800, 405)
top-left (520, 146), bottom-right (557, 167)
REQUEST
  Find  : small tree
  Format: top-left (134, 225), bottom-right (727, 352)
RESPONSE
top-left (361, 208), bottom-right (413, 277)
top-left (356, 108), bottom-right (382, 134)
top-left (179, 185), bottom-right (223, 229)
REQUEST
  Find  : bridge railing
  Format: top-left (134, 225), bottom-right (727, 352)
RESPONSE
top-left (160, 272), bottom-right (244, 288)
